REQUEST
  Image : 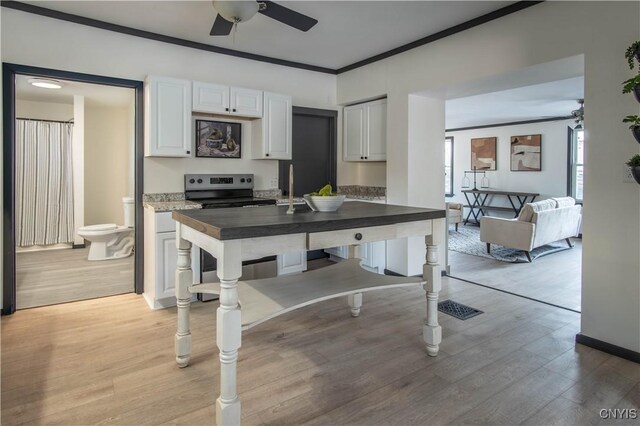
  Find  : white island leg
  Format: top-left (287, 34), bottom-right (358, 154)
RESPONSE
top-left (216, 240), bottom-right (243, 426)
top-left (423, 218), bottom-right (445, 357)
top-left (347, 244), bottom-right (364, 317)
top-left (175, 224), bottom-right (193, 368)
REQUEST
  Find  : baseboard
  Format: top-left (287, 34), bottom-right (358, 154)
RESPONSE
top-left (72, 243), bottom-right (86, 249)
top-left (575, 333), bottom-right (640, 364)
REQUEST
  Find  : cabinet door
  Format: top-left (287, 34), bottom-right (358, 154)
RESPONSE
top-left (230, 87), bottom-right (263, 117)
top-left (343, 104), bottom-right (365, 161)
top-left (277, 251), bottom-right (307, 275)
top-left (156, 232), bottom-right (178, 300)
top-left (192, 81), bottom-right (229, 114)
top-left (263, 92), bottom-right (292, 159)
top-left (364, 99), bottom-right (387, 161)
top-left (146, 76), bottom-right (192, 157)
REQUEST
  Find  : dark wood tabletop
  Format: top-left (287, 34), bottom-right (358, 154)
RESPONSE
top-left (461, 189), bottom-right (540, 197)
top-left (172, 201), bottom-right (445, 240)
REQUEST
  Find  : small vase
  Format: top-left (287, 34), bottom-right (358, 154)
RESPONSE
top-left (632, 166), bottom-right (640, 184)
top-left (633, 126), bottom-right (640, 144)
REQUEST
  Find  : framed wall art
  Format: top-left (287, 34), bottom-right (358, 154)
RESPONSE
top-left (470, 137), bottom-right (497, 170)
top-left (511, 134), bottom-right (541, 171)
top-left (195, 119), bottom-right (241, 158)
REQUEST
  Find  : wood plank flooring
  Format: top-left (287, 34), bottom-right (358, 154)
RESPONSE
top-left (449, 226), bottom-right (582, 311)
top-left (3, 273), bottom-right (637, 425)
top-left (16, 247), bottom-right (133, 309)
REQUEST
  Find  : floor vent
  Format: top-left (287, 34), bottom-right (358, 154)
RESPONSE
top-left (438, 299), bottom-right (483, 320)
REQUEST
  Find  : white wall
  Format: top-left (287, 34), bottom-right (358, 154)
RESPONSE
top-left (0, 8), bottom-right (337, 194)
top-left (337, 1), bottom-right (640, 352)
top-left (85, 104), bottom-right (132, 225)
top-left (15, 99), bottom-right (73, 121)
top-left (446, 119), bottom-right (574, 210)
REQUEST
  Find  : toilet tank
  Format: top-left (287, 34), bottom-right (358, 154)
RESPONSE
top-left (123, 197), bottom-right (135, 228)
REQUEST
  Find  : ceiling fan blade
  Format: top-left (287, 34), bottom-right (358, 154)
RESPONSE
top-left (258, 1), bottom-right (318, 32)
top-left (210, 14), bottom-right (234, 36)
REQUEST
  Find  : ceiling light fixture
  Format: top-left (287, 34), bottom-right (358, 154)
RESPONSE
top-left (28, 78), bottom-right (63, 89)
top-left (212, 1), bottom-right (261, 24)
top-left (571, 98), bottom-right (584, 129)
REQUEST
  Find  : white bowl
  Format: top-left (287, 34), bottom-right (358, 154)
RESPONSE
top-left (303, 194), bottom-right (346, 212)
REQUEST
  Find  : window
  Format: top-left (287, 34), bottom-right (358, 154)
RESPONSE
top-left (445, 136), bottom-right (454, 197)
top-left (568, 128), bottom-right (584, 202)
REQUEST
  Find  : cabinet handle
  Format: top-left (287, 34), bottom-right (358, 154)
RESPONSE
top-left (233, 108), bottom-right (237, 112)
top-left (186, 150), bottom-right (190, 155)
top-left (225, 108), bottom-right (229, 112)
top-left (360, 156), bottom-right (364, 160)
top-left (266, 153), bottom-right (270, 157)
top-left (355, 233), bottom-right (363, 241)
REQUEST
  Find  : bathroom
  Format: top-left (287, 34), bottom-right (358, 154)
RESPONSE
top-left (15, 75), bottom-right (136, 308)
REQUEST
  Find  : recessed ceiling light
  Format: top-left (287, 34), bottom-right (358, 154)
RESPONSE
top-left (28, 78), bottom-right (63, 89)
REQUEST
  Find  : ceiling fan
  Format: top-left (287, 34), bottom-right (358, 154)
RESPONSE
top-left (210, 1), bottom-right (318, 36)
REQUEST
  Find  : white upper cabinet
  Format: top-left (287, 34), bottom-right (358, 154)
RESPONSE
top-left (343, 98), bottom-right (387, 162)
top-left (193, 81), bottom-right (262, 117)
top-left (145, 76), bottom-right (192, 157)
top-left (252, 92), bottom-right (292, 160)
top-left (192, 81), bottom-right (229, 114)
top-left (230, 87), bottom-right (263, 117)
top-left (343, 105), bottom-right (365, 161)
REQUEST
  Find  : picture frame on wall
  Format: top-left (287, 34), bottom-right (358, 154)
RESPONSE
top-left (470, 137), bottom-right (497, 170)
top-left (195, 119), bottom-right (242, 158)
top-left (511, 134), bottom-right (541, 171)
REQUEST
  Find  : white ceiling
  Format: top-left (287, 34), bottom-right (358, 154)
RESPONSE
top-left (24, 1), bottom-right (517, 70)
top-left (15, 75), bottom-right (135, 108)
top-left (445, 77), bottom-right (585, 129)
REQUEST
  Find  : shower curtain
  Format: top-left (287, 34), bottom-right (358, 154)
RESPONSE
top-left (16, 119), bottom-right (75, 247)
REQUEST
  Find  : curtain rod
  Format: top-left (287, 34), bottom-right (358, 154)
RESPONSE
top-left (16, 117), bottom-right (74, 124)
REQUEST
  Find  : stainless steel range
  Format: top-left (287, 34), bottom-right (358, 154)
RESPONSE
top-left (184, 173), bottom-right (276, 208)
top-left (185, 174), bottom-right (277, 301)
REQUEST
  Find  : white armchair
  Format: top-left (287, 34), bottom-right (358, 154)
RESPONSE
top-left (446, 202), bottom-right (463, 232)
top-left (480, 197), bottom-right (581, 262)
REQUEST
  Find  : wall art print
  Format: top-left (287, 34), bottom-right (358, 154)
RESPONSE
top-left (510, 134), bottom-right (541, 171)
top-left (196, 119), bottom-right (241, 158)
top-left (470, 137), bottom-right (497, 170)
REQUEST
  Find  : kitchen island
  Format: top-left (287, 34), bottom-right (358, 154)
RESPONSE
top-left (171, 201), bottom-right (446, 425)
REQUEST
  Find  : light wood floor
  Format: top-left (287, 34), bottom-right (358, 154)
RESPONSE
top-left (16, 247), bottom-right (134, 309)
top-left (449, 227), bottom-right (582, 311)
top-left (3, 273), bottom-right (637, 425)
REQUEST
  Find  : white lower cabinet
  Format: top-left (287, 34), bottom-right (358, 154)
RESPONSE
top-left (277, 251), bottom-right (307, 275)
top-left (325, 241), bottom-right (386, 273)
top-left (144, 209), bottom-right (199, 309)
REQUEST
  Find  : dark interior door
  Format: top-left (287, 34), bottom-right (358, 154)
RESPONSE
top-left (280, 107), bottom-right (337, 197)
top-left (280, 107), bottom-right (337, 261)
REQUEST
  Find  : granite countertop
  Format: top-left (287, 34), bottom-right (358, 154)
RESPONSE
top-left (144, 200), bottom-right (202, 212)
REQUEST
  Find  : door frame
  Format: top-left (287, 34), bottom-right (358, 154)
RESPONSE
top-left (279, 106), bottom-right (338, 194)
top-left (2, 63), bottom-right (144, 315)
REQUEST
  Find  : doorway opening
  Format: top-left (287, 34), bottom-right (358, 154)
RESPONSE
top-left (439, 56), bottom-right (585, 312)
top-left (2, 63), bottom-right (144, 314)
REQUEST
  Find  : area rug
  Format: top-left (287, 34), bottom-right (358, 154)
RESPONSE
top-left (448, 226), bottom-right (570, 263)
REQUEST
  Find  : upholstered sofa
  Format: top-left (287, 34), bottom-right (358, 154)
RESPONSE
top-left (446, 202), bottom-right (463, 231)
top-left (480, 197), bottom-right (581, 262)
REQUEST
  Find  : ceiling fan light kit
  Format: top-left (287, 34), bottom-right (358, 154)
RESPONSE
top-left (212, 1), bottom-right (260, 23)
top-left (210, 0), bottom-right (317, 36)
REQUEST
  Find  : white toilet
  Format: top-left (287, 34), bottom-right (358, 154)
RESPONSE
top-left (78, 197), bottom-right (135, 261)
